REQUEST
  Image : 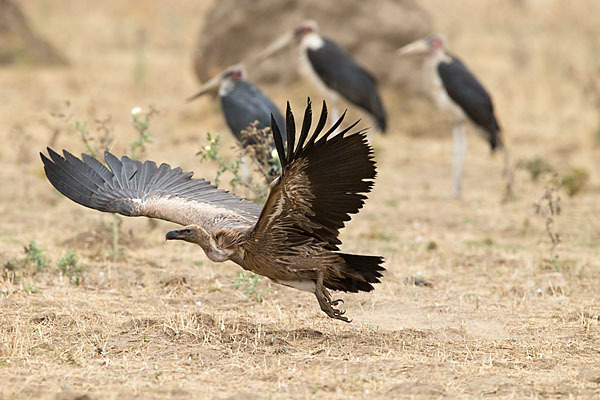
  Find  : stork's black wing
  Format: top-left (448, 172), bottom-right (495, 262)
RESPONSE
top-left (221, 81), bottom-right (286, 145)
top-left (41, 149), bottom-right (261, 233)
top-left (438, 55), bottom-right (502, 150)
top-left (307, 38), bottom-right (387, 132)
top-left (252, 99), bottom-right (376, 250)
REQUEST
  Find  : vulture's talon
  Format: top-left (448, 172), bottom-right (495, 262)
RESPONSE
top-left (331, 298), bottom-right (344, 306)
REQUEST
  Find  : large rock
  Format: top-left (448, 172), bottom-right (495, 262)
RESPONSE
top-left (0, 0), bottom-right (67, 65)
top-left (193, 0), bottom-right (431, 88)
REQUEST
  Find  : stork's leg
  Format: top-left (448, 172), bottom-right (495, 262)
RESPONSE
top-left (501, 146), bottom-right (515, 202)
top-left (328, 97), bottom-right (340, 130)
top-left (240, 156), bottom-right (250, 197)
top-left (314, 270), bottom-right (350, 323)
top-left (452, 124), bottom-right (467, 198)
top-left (366, 118), bottom-right (378, 144)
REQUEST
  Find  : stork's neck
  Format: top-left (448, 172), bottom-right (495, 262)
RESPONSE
top-left (219, 79), bottom-right (236, 97)
top-left (426, 48), bottom-right (452, 67)
top-left (300, 32), bottom-right (324, 51)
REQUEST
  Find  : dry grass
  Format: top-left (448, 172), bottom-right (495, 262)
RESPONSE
top-left (1, 0), bottom-right (599, 398)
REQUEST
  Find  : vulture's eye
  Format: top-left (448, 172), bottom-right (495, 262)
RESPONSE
top-left (184, 229), bottom-right (192, 234)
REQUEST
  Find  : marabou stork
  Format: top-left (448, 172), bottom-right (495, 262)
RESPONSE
top-left (40, 100), bottom-right (385, 322)
top-left (187, 65), bottom-right (286, 180)
top-left (258, 20), bottom-right (387, 135)
top-left (187, 65), bottom-right (286, 145)
top-left (398, 34), bottom-right (508, 198)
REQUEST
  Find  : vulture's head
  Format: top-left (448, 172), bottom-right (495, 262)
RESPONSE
top-left (166, 225), bottom-right (238, 262)
top-left (165, 225), bottom-right (209, 245)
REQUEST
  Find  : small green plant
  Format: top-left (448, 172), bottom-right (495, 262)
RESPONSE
top-left (24, 241), bottom-right (50, 272)
top-left (56, 250), bottom-right (87, 285)
top-left (106, 215), bottom-right (124, 262)
top-left (520, 157), bottom-right (555, 182)
top-left (75, 120), bottom-right (96, 157)
top-left (197, 132), bottom-right (244, 188)
top-left (232, 271), bottom-right (267, 302)
top-left (534, 174), bottom-right (562, 270)
top-left (2, 260), bottom-right (22, 284)
top-left (129, 105), bottom-right (157, 159)
top-left (73, 117), bottom-right (114, 159)
top-left (561, 167), bottom-right (589, 197)
top-left (239, 121), bottom-right (281, 181)
top-left (23, 284), bottom-right (40, 294)
top-left (426, 241), bottom-right (438, 251)
top-left (196, 125), bottom-right (275, 204)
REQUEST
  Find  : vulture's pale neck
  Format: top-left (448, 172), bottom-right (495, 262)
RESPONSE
top-left (190, 228), bottom-right (233, 263)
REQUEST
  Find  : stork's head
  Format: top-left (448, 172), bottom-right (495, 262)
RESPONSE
top-left (294, 20), bottom-right (319, 42)
top-left (222, 65), bottom-right (247, 83)
top-left (397, 33), bottom-right (448, 57)
top-left (186, 64), bottom-right (246, 102)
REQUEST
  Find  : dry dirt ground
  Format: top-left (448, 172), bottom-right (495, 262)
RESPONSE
top-left (1, 1), bottom-right (600, 399)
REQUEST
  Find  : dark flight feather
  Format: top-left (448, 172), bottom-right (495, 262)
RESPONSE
top-left (295, 98), bottom-right (312, 158)
top-left (285, 102), bottom-right (296, 165)
top-left (41, 149), bottom-right (261, 232)
top-left (271, 113), bottom-right (286, 169)
top-left (257, 100), bottom-right (377, 249)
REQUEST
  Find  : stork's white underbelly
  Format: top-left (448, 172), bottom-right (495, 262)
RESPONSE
top-left (424, 60), bottom-right (466, 124)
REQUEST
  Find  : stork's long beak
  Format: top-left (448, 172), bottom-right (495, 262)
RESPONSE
top-left (186, 74), bottom-right (222, 102)
top-left (248, 31), bottom-right (294, 65)
top-left (397, 38), bottom-right (429, 56)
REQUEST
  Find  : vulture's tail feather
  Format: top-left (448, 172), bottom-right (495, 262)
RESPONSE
top-left (325, 253), bottom-right (385, 293)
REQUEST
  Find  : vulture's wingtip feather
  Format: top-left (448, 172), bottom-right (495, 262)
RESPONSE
top-left (271, 113), bottom-right (286, 170)
top-left (294, 98), bottom-right (313, 157)
top-left (285, 102), bottom-right (296, 165)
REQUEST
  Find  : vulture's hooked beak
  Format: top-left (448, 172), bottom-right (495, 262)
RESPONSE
top-left (397, 38), bottom-right (429, 56)
top-left (165, 229), bottom-right (182, 240)
top-left (186, 74), bottom-right (222, 102)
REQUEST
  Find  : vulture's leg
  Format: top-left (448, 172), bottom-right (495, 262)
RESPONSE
top-left (314, 270), bottom-right (350, 323)
top-left (451, 123), bottom-right (467, 198)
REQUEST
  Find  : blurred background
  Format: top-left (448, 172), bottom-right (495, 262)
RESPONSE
top-left (1, 0), bottom-right (598, 194)
top-left (1, 0), bottom-right (598, 164)
top-left (1, 1), bottom-right (599, 397)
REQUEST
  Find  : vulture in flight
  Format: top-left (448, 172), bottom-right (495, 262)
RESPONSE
top-left (40, 100), bottom-right (384, 322)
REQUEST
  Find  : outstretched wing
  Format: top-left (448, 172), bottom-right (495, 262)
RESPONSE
top-left (251, 99), bottom-right (376, 250)
top-left (41, 149), bottom-right (261, 232)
